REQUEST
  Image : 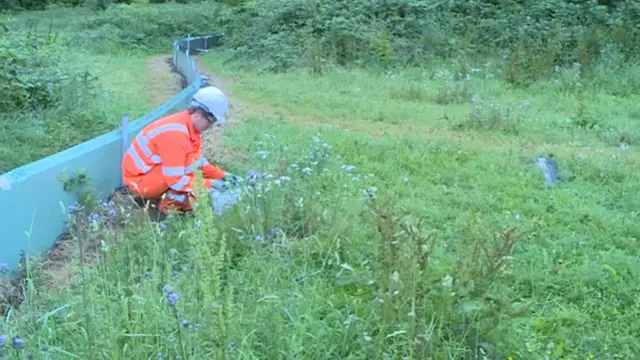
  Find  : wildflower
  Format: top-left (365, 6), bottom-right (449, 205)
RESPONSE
top-left (254, 234), bottom-right (264, 241)
top-left (0, 334), bottom-right (5, 345)
top-left (246, 170), bottom-right (261, 182)
top-left (162, 284), bottom-right (172, 294)
top-left (159, 223), bottom-right (167, 231)
top-left (67, 203), bottom-right (83, 215)
top-left (255, 150), bottom-right (269, 160)
top-left (0, 263), bottom-right (8, 272)
top-left (181, 320), bottom-right (189, 327)
top-left (108, 208), bottom-right (117, 217)
top-left (167, 292), bottom-right (179, 306)
top-left (268, 228), bottom-right (282, 238)
top-left (13, 338), bottom-right (24, 350)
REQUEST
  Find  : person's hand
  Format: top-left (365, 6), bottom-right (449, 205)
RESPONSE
top-left (211, 179), bottom-right (229, 191)
top-left (223, 172), bottom-right (241, 185)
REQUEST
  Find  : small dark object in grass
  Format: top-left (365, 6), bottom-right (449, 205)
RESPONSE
top-left (533, 157), bottom-right (559, 185)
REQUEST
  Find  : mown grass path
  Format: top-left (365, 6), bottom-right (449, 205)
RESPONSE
top-left (192, 56), bottom-right (640, 169)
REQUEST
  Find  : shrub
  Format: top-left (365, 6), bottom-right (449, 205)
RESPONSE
top-left (74, 3), bottom-right (225, 53)
top-left (216, 0), bottom-right (640, 84)
top-left (0, 28), bottom-right (104, 172)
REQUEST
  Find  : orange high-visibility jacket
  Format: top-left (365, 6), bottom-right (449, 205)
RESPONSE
top-left (122, 110), bottom-right (226, 197)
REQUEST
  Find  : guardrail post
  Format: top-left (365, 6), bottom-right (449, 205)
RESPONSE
top-left (186, 33), bottom-right (191, 58)
top-left (119, 114), bottom-right (129, 186)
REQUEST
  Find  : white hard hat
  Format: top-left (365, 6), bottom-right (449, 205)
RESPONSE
top-left (191, 86), bottom-right (228, 125)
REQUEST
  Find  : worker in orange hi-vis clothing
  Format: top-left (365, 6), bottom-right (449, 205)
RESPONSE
top-left (121, 86), bottom-right (241, 218)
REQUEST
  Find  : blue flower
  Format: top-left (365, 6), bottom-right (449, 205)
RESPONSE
top-left (0, 263), bottom-right (8, 272)
top-left (167, 292), bottom-right (179, 306)
top-left (13, 337), bottom-right (24, 350)
top-left (162, 284), bottom-right (172, 294)
top-left (0, 334), bottom-right (6, 345)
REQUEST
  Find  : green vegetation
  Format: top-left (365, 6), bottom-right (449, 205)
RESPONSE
top-left (2, 0), bottom-right (640, 359)
top-left (0, 2), bottom-right (219, 172)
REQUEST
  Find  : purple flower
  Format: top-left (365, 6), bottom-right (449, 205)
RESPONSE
top-left (67, 203), bottom-right (83, 215)
top-left (159, 223), bottom-right (167, 231)
top-left (91, 213), bottom-right (100, 221)
top-left (108, 208), bottom-right (117, 217)
top-left (0, 334), bottom-right (6, 345)
top-left (13, 337), bottom-right (24, 350)
top-left (162, 284), bottom-right (172, 294)
top-left (0, 263), bottom-right (8, 272)
top-left (167, 292), bottom-right (179, 306)
top-left (246, 170), bottom-right (261, 182)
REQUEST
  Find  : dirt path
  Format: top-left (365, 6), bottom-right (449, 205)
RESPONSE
top-left (145, 55), bottom-right (183, 107)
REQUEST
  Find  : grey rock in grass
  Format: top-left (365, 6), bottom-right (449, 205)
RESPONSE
top-left (531, 157), bottom-right (559, 185)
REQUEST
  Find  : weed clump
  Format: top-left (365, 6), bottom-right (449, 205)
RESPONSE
top-left (453, 100), bottom-right (529, 135)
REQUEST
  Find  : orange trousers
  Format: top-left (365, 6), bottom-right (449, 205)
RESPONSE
top-left (124, 165), bottom-right (212, 214)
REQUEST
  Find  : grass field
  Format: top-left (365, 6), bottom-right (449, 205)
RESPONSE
top-left (1, 47), bottom-right (638, 359)
top-left (2, 4), bottom-right (640, 359)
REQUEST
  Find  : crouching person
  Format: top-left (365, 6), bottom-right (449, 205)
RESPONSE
top-left (121, 86), bottom-right (240, 220)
